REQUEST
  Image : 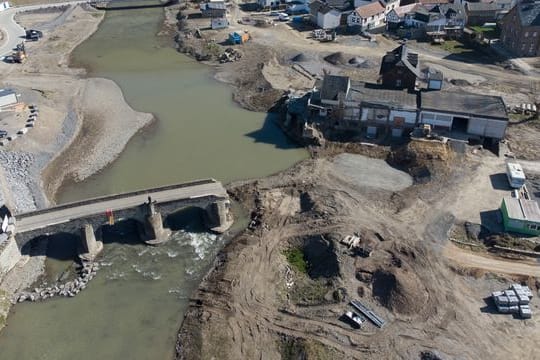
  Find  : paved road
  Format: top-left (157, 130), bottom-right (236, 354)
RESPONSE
top-left (0, 1), bottom-right (89, 57)
top-left (16, 180), bottom-right (228, 232)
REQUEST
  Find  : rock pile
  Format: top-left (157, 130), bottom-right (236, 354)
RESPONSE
top-left (219, 48), bottom-right (241, 63)
top-left (15, 261), bottom-right (100, 303)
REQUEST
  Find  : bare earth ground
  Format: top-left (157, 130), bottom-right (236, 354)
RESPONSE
top-left (172, 2), bottom-right (540, 359)
top-left (177, 144), bottom-right (540, 360)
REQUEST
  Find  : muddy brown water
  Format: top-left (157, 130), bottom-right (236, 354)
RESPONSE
top-left (0, 8), bottom-right (306, 360)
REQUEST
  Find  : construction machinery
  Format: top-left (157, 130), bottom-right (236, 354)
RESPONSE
top-left (4, 43), bottom-right (27, 64)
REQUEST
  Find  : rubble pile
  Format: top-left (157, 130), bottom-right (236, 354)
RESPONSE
top-left (14, 261), bottom-right (100, 303)
top-left (219, 48), bottom-right (241, 63)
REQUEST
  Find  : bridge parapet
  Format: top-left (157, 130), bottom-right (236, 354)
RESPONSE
top-left (12, 179), bottom-right (233, 259)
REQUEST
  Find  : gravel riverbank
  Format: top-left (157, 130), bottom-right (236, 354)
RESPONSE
top-left (0, 5), bottom-right (153, 331)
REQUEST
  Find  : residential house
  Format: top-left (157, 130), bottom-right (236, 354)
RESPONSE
top-left (310, 1), bottom-right (342, 29)
top-left (379, 44), bottom-right (421, 90)
top-left (501, 197), bottom-right (540, 236)
top-left (347, 1), bottom-right (386, 30)
top-left (425, 3), bottom-right (466, 39)
top-left (200, 2), bottom-right (227, 18)
top-left (419, 91), bottom-right (508, 139)
top-left (386, 3), bottom-right (420, 29)
top-left (0, 1), bottom-right (9, 11)
top-left (500, 0), bottom-right (540, 57)
top-left (465, 2), bottom-right (498, 26)
top-left (314, 75), bottom-right (418, 136)
top-left (258, 0), bottom-right (281, 8)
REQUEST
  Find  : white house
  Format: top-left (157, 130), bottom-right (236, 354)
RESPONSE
top-left (312, 2), bottom-right (342, 29)
top-left (348, 1), bottom-right (386, 30)
top-left (0, 1), bottom-right (10, 11)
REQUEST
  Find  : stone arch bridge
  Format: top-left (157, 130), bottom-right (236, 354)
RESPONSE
top-left (13, 179), bottom-right (233, 260)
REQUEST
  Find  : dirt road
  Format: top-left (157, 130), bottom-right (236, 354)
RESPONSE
top-left (445, 243), bottom-right (540, 277)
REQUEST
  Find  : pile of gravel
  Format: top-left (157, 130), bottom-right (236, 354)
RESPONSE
top-left (291, 53), bottom-right (308, 62)
top-left (324, 52), bottom-right (346, 65)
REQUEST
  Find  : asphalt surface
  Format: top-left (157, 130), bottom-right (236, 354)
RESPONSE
top-left (16, 181), bottom-right (228, 232)
top-left (0, 1), bottom-right (89, 57)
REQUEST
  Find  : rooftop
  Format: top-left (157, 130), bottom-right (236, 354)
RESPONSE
top-left (380, 44), bottom-right (421, 78)
top-left (517, 1), bottom-right (540, 27)
top-left (354, 1), bottom-right (385, 18)
top-left (503, 197), bottom-right (540, 223)
top-left (347, 82), bottom-right (418, 109)
top-left (421, 91), bottom-right (507, 119)
top-left (466, 2), bottom-right (498, 12)
top-left (320, 75), bottom-right (350, 101)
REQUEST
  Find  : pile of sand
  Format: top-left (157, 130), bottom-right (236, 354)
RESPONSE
top-left (324, 52), bottom-right (346, 65)
top-left (371, 268), bottom-right (428, 315)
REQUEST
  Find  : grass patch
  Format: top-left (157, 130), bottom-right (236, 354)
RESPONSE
top-left (439, 40), bottom-right (471, 54)
top-left (284, 247), bottom-right (308, 274)
top-left (471, 25), bottom-right (500, 39)
top-left (280, 337), bottom-right (346, 360)
top-left (291, 279), bottom-right (332, 305)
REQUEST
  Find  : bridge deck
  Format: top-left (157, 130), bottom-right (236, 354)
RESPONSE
top-left (16, 179), bottom-right (227, 233)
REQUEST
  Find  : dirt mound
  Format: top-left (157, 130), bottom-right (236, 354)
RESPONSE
top-left (324, 52), bottom-right (346, 65)
top-left (291, 53), bottom-right (308, 62)
top-left (371, 268), bottom-right (428, 315)
top-left (347, 57), bottom-right (372, 68)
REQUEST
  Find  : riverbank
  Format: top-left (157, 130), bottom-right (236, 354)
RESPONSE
top-left (0, 4), bottom-right (154, 330)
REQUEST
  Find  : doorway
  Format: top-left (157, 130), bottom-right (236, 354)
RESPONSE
top-left (452, 116), bottom-right (468, 132)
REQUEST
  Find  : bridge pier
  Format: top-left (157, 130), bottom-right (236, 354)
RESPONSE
top-left (79, 223), bottom-right (103, 261)
top-left (204, 199), bottom-right (233, 233)
top-left (142, 199), bottom-right (171, 245)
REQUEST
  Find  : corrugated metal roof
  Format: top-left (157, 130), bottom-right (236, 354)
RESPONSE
top-left (503, 197), bottom-right (540, 223)
top-left (347, 81), bottom-right (418, 109)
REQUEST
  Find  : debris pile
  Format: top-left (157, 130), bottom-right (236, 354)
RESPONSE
top-left (15, 261), bottom-right (100, 303)
top-left (491, 283), bottom-right (533, 318)
top-left (219, 48), bottom-right (242, 63)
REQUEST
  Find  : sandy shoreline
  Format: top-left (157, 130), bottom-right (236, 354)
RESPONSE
top-left (0, 4), bottom-right (155, 330)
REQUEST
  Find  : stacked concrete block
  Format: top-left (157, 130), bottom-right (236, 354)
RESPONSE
top-left (492, 284), bottom-right (534, 319)
top-left (520, 305), bottom-right (532, 319)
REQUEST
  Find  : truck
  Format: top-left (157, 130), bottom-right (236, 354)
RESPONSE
top-left (506, 162), bottom-right (526, 189)
top-left (25, 29), bottom-right (43, 41)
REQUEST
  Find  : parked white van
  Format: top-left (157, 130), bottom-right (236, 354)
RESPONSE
top-left (506, 162), bottom-right (526, 189)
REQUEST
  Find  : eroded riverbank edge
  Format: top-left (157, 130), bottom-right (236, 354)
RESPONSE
top-left (0, 5), bottom-right (155, 331)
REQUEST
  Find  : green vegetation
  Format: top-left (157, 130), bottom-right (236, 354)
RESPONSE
top-left (284, 247), bottom-right (308, 274)
top-left (439, 40), bottom-right (470, 55)
top-left (291, 279), bottom-right (331, 305)
top-left (471, 25), bottom-right (500, 39)
top-left (280, 337), bottom-right (346, 360)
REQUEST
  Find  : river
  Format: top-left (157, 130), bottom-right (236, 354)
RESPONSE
top-left (0, 8), bottom-right (307, 360)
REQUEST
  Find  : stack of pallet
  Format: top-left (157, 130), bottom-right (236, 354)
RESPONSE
top-left (492, 284), bottom-right (533, 319)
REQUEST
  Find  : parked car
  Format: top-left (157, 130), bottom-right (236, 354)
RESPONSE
top-left (25, 29), bottom-right (43, 41)
top-left (0, 130), bottom-right (7, 138)
top-left (278, 13), bottom-right (290, 21)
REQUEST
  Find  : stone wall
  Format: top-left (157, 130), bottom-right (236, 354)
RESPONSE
top-left (0, 237), bottom-right (22, 280)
